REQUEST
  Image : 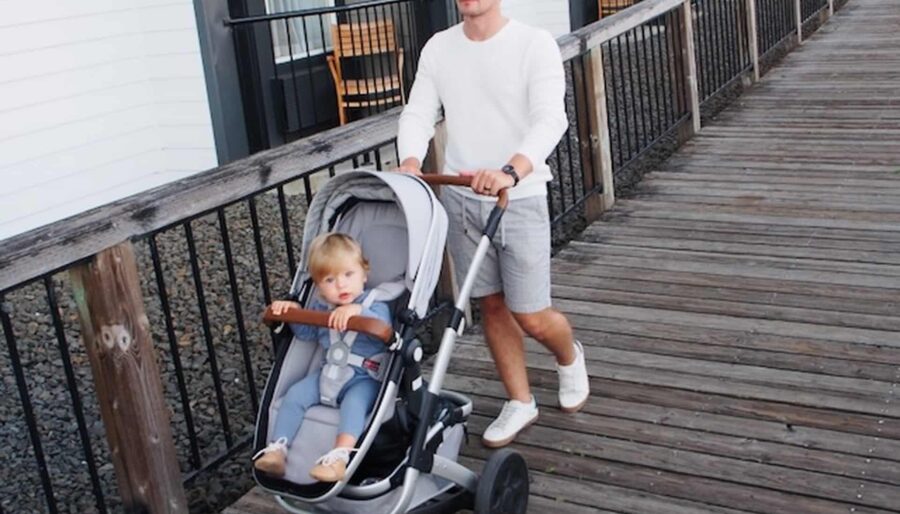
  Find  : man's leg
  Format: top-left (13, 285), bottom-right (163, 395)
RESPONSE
top-left (480, 292), bottom-right (530, 402)
top-left (496, 195), bottom-right (590, 415)
top-left (479, 292), bottom-right (541, 448)
top-left (512, 307), bottom-right (575, 366)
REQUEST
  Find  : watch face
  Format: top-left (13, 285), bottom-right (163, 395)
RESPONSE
top-left (502, 165), bottom-right (519, 185)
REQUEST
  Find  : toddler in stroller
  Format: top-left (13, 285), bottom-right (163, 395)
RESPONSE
top-left (254, 232), bottom-right (392, 482)
top-left (256, 170), bottom-right (530, 514)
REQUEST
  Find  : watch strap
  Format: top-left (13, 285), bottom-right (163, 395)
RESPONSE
top-left (501, 164), bottom-right (520, 187)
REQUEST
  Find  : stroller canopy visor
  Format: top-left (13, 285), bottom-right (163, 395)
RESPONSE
top-left (290, 170), bottom-right (448, 317)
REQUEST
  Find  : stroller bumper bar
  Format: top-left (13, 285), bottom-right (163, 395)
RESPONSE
top-left (263, 304), bottom-right (396, 344)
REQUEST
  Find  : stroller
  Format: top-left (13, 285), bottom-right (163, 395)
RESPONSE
top-left (255, 170), bottom-right (530, 514)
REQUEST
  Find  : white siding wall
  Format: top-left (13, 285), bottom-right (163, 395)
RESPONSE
top-left (502, 0), bottom-right (571, 37)
top-left (0, 0), bottom-right (217, 240)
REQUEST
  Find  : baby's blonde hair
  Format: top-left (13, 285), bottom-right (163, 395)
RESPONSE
top-left (307, 233), bottom-right (369, 282)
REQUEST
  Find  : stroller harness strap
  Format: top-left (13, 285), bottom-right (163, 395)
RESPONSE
top-left (319, 290), bottom-right (388, 407)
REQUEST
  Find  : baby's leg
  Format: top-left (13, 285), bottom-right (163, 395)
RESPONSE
top-left (336, 378), bottom-right (381, 444)
top-left (273, 370), bottom-right (321, 443)
top-left (308, 378), bottom-right (380, 482)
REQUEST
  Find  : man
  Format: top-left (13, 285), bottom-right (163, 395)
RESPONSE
top-left (396, 0), bottom-right (590, 448)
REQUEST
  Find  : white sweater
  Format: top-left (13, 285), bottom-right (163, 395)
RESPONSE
top-left (397, 20), bottom-right (568, 200)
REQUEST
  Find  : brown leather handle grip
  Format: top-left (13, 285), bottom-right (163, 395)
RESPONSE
top-left (419, 174), bottom-right (509, 210)
top-left (263, 304), bottom-right (394, 344)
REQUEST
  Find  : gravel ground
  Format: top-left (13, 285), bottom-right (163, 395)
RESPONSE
top-left (0, 10), bottom-right (822, 513)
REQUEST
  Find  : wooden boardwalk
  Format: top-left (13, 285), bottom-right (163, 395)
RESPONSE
top-left (228, 0), bottom-right (900, 512)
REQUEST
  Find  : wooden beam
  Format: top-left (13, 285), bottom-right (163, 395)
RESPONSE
top-left (681, 0), bottom-right (701, 134)
top-left (70, 242), bottom-right (187, 514)
top-left (559, 0), bottom-right (684, 60)
top-left (581, 48), bottom-right (616, 218)
top-left (746, 0), bottom-right (760, 82)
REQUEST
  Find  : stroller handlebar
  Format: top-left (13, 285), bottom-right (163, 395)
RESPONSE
top-left (262, 304), bottom-right (394, 344)
top-left (419, 174), bottom-right (509, 210)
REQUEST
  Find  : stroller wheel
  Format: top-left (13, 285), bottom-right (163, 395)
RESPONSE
top-left (474, 449), bottom-right (529, 514)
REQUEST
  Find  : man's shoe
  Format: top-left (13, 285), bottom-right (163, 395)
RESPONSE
top-left (558, 340), bottom-right (590, 413)
top-left (253, 437), bottom-right (288, 477)
top-left (482, 396), bottom-right (539, 448)
top-left (309, 447), bottom-right (352, 482)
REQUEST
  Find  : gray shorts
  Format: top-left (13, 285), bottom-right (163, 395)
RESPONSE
top-left (442, 187), bottom-right (552, 314)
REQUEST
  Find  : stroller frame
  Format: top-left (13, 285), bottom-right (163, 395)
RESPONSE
top-left (258, 173), bottom-right (529, 514)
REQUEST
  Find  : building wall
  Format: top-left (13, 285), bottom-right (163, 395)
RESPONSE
top-left (502, 0), bottom-right (572, 37)
top-left (0, 0), bottom-right (217, 240)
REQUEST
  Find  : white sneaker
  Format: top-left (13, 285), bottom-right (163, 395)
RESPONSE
top-left (482, 396), bottom-right (539, 448)
top-left (558, 340), bottom-right (590, 413)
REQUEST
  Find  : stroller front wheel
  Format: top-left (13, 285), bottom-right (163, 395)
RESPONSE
top-left (474, 448), bottom-right (529, 514)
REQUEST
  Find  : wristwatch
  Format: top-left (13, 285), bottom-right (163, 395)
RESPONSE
top-left (501, 164), bottom-right (520, 187)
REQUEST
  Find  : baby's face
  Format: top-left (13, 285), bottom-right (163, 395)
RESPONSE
top-left (316, 258), bottom-right (366, 306)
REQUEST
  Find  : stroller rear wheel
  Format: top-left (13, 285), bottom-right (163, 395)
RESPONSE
top-left (474, 449), bottom-right (529, 514)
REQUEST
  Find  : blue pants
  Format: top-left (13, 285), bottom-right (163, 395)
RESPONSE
top-left (273, 369), bottom-right (380, 444)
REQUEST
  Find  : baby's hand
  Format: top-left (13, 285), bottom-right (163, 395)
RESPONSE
top-left (329, 304), bottom-right (363, 332)
top-left (271, 300), bottom-right (299, 315)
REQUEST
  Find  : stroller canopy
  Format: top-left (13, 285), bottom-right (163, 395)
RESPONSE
top-left (290, 170), bottom-right (448, 317)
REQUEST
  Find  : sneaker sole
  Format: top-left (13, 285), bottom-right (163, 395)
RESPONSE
top-left (559, 393), bottom-right (589, 414)
top-left (481, 412), bottom-right (539, 449)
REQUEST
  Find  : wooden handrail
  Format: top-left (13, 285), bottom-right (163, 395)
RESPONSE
top-left (263, 303), bottom-right (394, 344)
top-left (558, 0), bottom-right (684, 60)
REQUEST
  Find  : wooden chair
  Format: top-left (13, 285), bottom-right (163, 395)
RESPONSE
top-left (326, 19), bottom-right (405, 125)
top-left (598, 0), bottom-right (638, 18)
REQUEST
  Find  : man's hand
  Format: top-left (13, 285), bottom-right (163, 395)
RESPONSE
top-left (461, 169), bottom-right (515, 197)
top-left (329, 304), bottom-right (363, 332)
top-left (395, 157), bottom-right (423, 176)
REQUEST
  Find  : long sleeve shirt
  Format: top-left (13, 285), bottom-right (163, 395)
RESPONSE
top-left (398, 19), bottom-right (568, 201)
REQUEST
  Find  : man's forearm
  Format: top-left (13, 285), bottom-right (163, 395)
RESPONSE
top-left (506, 153), bottom-right (534, 179)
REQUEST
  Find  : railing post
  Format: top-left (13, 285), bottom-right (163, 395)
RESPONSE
top-left (828, 0), bottom-right (834, 17)
top-left (681, 0), bottom-right (701, 134)
top-left (746, 0), bottom-right (760, 82)
top-left (70, 242), bottom-right (187, 514)
top-left (580, 48), bottom-right (615, 217)
top-left (795, 0), bottom-right (803, 44)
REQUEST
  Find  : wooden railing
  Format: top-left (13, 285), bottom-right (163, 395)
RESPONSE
top-left (0, 0), bottom-right (841, 511)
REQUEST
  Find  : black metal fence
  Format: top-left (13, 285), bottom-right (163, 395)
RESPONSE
top-left (693, 0), bottom-right (752, 101)
top-left (602, 9), bottom-right (691, 177)
top-left (0, 1), bottom-right (846, 512)
top-left (802, 0), bottom-right (829, 22)
top-left (757, 0), bottom-right (798, 55)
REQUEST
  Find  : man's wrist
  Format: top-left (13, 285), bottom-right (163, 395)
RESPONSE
top-left (501, 164), bottom-right (520, 187)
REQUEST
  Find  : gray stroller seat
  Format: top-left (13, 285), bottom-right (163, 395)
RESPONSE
top-left (264, 200), bottom-right (408, 484)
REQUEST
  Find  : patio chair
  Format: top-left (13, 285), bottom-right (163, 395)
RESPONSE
top-left (327, 19), bottom-right (405, 125)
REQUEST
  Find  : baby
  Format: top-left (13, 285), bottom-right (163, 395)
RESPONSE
top-left (253, 233), bottom-right (392, 482)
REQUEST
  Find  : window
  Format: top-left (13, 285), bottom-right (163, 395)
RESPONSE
top-left (266, 0), bottom-right (337, 62)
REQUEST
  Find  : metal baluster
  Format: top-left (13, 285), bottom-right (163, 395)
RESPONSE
top-left (184, 222), bottom-right (234, 447)
top-left (1, 295), bottom-right (59, 514)
top-left (148, 236), bottom-right (202, 469)
top-left (277, 187), bottom-right (297, 275)
top-left (44, 277), bottom-right (108, 514)
top-left (217, 210), bottom-right (260, 413)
